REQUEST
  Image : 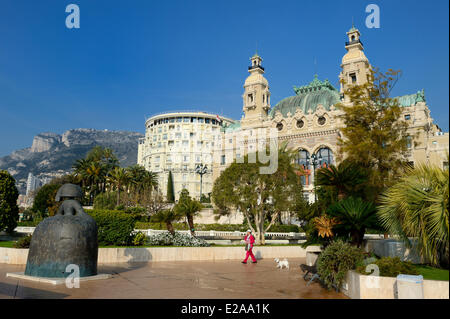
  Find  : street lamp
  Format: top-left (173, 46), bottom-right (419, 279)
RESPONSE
top-left (195, 163), bottom-right (208, 201)
top-left (307, 153), bottom-right (323, 201)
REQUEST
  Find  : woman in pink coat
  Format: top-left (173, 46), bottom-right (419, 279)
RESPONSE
top-left (242, 229), bottom-right (257, 264)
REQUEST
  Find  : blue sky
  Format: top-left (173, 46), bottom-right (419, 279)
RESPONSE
top-left (0, 0), bottom-right (448, 156)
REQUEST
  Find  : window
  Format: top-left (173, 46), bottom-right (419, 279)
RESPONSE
top-left (205, 118), bottom-right (210, 124)
top-left (350, 73), bottom-right (357, 84)
top-left (404, 114), bottom-right (411, 121)
top-left (318, 117), bottom-right (326, 125)
top-left (191, 117), bottom-right (197, 123)
top-left (176, 117), bottom-right (182, 122)
top-left (163, 134), bottom-right (167, 140)
top-left (198, 118), bottom-right (204, 123)
top-left (183, 117), bottom-right (190, 122)
top-left (221, 155), bottom-right (226, 165)
top-left (316, 147), bottom-right (334, 167)
top-left (443, 162), bottom-right (449, 170)
top-left (406, 136), bottom-right (413, 149)
top-left (248, 94), bottom-right (253, 103)
top-left (296, 119), bottom-right (304, 128)
top-left (183, 155), bottom-right (189, 162)
top-left (276, 122), bottom-right (283, 131)
top-left (169, 118), bottom-right (175, 123)
top-left (297, 149), bottom-right (310, 170)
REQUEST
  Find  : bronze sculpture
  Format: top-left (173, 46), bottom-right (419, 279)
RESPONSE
top-left (24, 184), bottom-right (98, 278)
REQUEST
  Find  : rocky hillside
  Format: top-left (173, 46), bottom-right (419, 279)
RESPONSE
top-left (0, 128), bottom-right (143, 194)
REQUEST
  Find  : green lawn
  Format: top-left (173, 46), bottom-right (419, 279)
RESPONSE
top-left (0, 241), bottom-right (15, 248)
top-left (413, 264), bottom-right (449, 281)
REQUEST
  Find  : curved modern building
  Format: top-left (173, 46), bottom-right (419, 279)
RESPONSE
top-left (137, 111), bottom-right (234, 200)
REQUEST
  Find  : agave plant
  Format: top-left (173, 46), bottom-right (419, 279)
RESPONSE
top-left (313, 216), bottom-right (340, 238)
top-left (378, 162), bottom-right (449, 267)
top-left (327, 197), bottom-right (378, 247)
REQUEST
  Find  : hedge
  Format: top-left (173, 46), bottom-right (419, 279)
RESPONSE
top-left (86, 209), bottom-right (136, 246)
top-left (135, 222), bottom-right (301, 233)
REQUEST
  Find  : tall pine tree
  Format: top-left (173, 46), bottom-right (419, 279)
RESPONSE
top-left (166, 171), bottom-right (175, 203)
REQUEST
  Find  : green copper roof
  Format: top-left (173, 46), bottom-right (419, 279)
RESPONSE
top-left (349, 26), bottom-right (357, 32)
top-left (222, 121), bottom-right (241, 133)
top-left (269, 75), bottom-right (341, 118)
top-left (395, 89), bottom-right (426, 107)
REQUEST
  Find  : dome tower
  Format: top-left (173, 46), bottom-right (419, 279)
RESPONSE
top-left (339, 25), bottom-right (372, 102)
top-left (241, 52), bottom-right (271, 128)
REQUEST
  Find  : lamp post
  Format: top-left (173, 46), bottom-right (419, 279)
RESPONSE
top-left (195, 164), bottom-right (208, 201)
top-left (308, 153), bottom-right (322, 201)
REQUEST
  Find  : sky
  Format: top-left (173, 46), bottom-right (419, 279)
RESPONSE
top-left (0, 0), bottom-right (448, 156)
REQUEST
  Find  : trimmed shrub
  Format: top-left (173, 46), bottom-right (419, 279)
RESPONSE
top-left (13, 235), bottom-right (32, 248)
top-left (132, 232), bottom-right (147, 246)
top-left (87, 209), bottom-right (136, 246)
top-left (356, 257), bottom-right (419, 277)
top-left (147, 232), bottom-right (210, 247)
top-left (317, 240), bottom-right (364, 291)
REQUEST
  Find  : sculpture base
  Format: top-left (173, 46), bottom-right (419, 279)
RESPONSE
top-left (6, 272), bottom-right (112, 285)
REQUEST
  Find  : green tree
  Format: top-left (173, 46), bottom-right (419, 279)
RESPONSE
top-left (378, 162), bottom-right (449, 267)
top-left (327, 197), bottom-right (378, 247)
top-left (166, 171), bottom-right (175, 203)
top-left (337, 68), bottom-right (411, 200)
top-left (174, 189), bottom-right (202, 236)
top-left (32, 184), bottom-right (60, 218)
top-left (211, 144), bottom-right (305, 245)
top-left (151, 209), bottom-right (184, 235)
top-left (107, 167), bottom-right (130, 206)
top-left (0, 170), bottom-right (19, 233)
top-left (315, 160), bottom-right (368, 201)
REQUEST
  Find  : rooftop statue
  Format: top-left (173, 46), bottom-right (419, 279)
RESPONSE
top-left (24, 184), bottom-right (98, 278)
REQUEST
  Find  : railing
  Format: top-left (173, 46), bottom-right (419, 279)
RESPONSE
top-left (14, 227), bottom-right (385, 240)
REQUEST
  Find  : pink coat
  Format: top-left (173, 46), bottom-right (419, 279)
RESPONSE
top-left (244, 234), bottom-right (255, 250)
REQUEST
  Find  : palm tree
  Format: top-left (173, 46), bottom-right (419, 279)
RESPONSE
top-left (173, 189), bottom-right (202, 236)
top-left (378, 162), bottom-right (449, 267)
top-left (313, 216), bottom-right (341, 239)
top-left (316, 160), bottom-right (368, 200)
top-left (151, 209), bottom-right (184, 235)
top-left (327, 197), bottom-right (378, 247)
top-left (107, 167), bottom-right (130, 206)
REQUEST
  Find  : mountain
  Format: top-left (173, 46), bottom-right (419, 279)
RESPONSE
top-left (0, 128), bottom-right (143, 194)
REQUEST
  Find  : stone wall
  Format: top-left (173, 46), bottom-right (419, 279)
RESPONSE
top-left (0, 246), bottom-right (306, 265)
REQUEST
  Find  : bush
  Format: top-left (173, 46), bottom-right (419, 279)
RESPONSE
top-left (13, 235), bottom-right (32, 248)
top-left (133, 232), bottom-right (147, 246)
top-left (356, 257), bottom-right (419, 277)
top-left (147, 232), bottom-right (210, 247)
top-left (87, 209), bottom-right (136, 246)
top-left (317, 240), bottom-right (364, 291)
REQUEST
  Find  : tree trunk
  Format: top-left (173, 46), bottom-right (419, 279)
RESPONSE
top-left (187, 215), bottom-right (195, 237)
top-left (166, 222), bottom-right (175, 235)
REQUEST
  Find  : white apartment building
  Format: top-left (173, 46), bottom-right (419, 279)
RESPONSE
top-left (137, 111), bottom-right (234, 201)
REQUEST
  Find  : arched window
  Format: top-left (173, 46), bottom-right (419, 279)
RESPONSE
top-left (316, 147), bottom-right (334, 167)
top-left (297, 149), bottom-right (311, 186)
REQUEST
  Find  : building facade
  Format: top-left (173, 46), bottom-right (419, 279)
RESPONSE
top-left (137, 112), bottom-right (234, 201)
top-left (213, 26), bottom-right (449, 202)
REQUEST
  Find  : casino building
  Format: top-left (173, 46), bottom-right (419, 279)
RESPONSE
top-left (213, 25), bottom-right (449, 202)
top-left (139, 26), bottom-right (449, 203)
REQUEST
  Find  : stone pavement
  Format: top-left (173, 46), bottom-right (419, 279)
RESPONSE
top-left (0, 258), bottom-right (346, 299)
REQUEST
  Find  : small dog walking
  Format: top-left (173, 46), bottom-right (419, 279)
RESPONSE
top-left (274, 258), bottom-right (289, 270)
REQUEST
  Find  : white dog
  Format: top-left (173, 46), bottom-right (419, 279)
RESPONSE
top-left (274, 258), bottom-right (289, 270)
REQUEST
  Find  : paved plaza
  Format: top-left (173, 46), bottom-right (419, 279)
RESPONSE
top-left (0, 258), bottom-right (346, 299)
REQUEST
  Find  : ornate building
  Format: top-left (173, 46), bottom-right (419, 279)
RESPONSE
top-left (213, 26), bottom-right (449, 203)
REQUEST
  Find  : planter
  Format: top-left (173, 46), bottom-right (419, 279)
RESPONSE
top-left (342, 270), bottom-right (449, 299)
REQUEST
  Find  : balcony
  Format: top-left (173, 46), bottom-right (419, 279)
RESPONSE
top-left (248, 65), bottom-right (264, 71)
top-left (345, 39), bottom-right (363, 47)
